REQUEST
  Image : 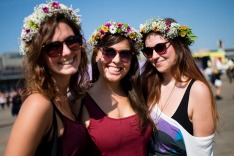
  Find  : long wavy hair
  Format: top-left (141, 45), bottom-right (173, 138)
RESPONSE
top-left (141, 18), bottom-right (218, 130)
top-left (91, 34), bottom-right (155, 132)
top-left (21, 14), bottom-right (89, 106)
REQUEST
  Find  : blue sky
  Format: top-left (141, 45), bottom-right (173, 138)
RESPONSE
top-left (0, 0), bottom-right (233, 54)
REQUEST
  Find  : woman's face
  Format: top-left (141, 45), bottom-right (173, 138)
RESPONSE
top-left (43, 22), bottom-right (81, 80)
top-left (95, 39), bottom-right (132, 83)
top-left (145, 33), bottom-right (176, 74)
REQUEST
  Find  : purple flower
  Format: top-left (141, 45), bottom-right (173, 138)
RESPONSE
top-left (100, 30), bottom-right (105, 35)
top-left (165, 21), bottom-right (171, 26)
top-left (117, 23), bottom-right (123, 28)
top-left (166, 28), bottom-right (170, 33)
top-left (26, 29), bottom-right (30, 34)
top-left (127, 26), bottom-right (131, 32)
top-left (52, 2), bottom-right (60, 9)
top-left (105, 23), bottom-right (111, 28)
top-left (42, 7), bottom-right (49, 13)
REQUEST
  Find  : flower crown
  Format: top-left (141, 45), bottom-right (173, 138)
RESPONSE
top-left (89, 21), bottom-right (143, 53)
top-left (19, 1), bottom-right (81, 55)
top-left (139, 18), bottom-right (197, 45)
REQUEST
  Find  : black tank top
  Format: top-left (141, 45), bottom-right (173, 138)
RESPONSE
top-left (172, 79), bottom-right (195, 135)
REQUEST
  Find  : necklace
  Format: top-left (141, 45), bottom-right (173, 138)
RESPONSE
top-left (155, 82), bottom-right (177, 123)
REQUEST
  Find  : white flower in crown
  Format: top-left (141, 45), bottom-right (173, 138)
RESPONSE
top-left (19, 1), bottom-right (81, 55)
top-left (139, 18), bottom-right (197, 45)
top-left (89, 21), bottom-right (143, 54)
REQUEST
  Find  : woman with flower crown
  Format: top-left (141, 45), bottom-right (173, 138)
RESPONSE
top-left (5, 1), bottom-right (90, 156)
top-left (139, 18), bottom-right (218, 156)
top-left (79, 21), bottom-right (155, 155)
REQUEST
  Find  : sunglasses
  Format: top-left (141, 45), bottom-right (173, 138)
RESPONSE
top-left (101, 47), bottom-right (132, 62)
top-left (42, 35), bottom-right (82, 57)
top-left (142, 42), bottom-right (170, 58)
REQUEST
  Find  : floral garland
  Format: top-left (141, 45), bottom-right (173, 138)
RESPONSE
top-left (89, 21), bottom-right (143, 53)
top-left (139, 18), bottom-right (197, 45)
top-left (19, 1), bottom-right (81, 55)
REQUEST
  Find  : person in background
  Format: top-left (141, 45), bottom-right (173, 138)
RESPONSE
top-left (0, 92), bottom-right (6, 109)
top-left (139, 17), bottom-right (218, 155)
top-left (11, 88), bottom-right (22, 116)
top-left (210, 66), bottom-right (223, 100)
top-left (5, 91), bottom-right (11, 108)
top-left (5, 1), bottom-right (90, 155)
top-left (80, 21), bottom-right (155, 155)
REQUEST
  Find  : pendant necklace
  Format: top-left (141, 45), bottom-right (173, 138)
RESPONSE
top-left (155, 82), bottom-right (177, 123)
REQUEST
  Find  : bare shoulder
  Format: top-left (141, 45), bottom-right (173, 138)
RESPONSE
top-left (190, 80), bottom-right (211, 100)
top-left (189, 80), bottom-right (212, 108)
top-left (21, 93), bottom-right (52, 115)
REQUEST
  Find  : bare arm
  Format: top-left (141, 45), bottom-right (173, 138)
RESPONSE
top-left (5, 93), bottom-right (53, 156)
top-left (188, 81), bottom-right (215, 137)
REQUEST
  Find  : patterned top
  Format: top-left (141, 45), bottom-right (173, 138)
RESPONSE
top-left (149, 80), bottom-right (215, 156)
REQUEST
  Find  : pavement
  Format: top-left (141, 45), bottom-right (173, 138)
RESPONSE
top-left (0, 76), bottom-right (233, 155)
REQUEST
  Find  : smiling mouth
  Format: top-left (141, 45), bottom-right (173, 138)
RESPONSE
top-left (60, 58), bottom-right (74, 65)
top-left (108, 66), bottom-right (122, 72)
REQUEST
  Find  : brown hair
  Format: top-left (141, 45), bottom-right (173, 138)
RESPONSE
top-left (21, 14), bottom-right (89, 105)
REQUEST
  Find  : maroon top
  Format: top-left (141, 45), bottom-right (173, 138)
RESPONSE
top-left (35, 102), bottom-right (91, 156)
top-left (57, 111), bottom-right (89, 156)
top-left (83, 93), bottom-right (152, 156)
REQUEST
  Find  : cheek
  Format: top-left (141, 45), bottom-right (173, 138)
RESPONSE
top-left (43, 54), bottom-right (56, 69)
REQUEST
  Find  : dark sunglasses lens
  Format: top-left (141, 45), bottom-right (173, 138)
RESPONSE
top-left (65, 36), bottom-right (82, 50)
top-left (44, 42), bottom-right (62, 57)
top-left (119, 50), bottom-right (132, 62)
top-left (143, 47), bottom-right (153, 58)
top-left (102, 47), bottom-right (116, 60)
top-left (155, 43), bottom-right (167, 54)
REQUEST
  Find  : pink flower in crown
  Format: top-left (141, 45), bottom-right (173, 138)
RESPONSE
top-left (117, 23), bottom-right (123, 28)
top-left (100, 30), bottom-right (106, 38)
top-left (165, 21), bottom-right (171, 33)
top-left (105, 23), bottom-right (111, 28)
top-left (43, 7), bottom-right (49, 13)
top-left (126, 26), bottom-right (131, 32)
top-left (165, 21), bottom-right (171, 26)
top-left (52, 2), bottom-right (60, 9)
top-left (25, 29), bottom-right (30, 34)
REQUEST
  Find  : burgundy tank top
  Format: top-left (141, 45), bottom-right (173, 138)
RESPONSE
top-left (35, 101), bottom-right (90, 156)
top-left (82, 93), bottom-right (152, 156)
top-left (56, 107), bottom-right (90, 156)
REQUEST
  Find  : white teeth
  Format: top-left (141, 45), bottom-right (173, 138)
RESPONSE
top-left (109, 66), bottom-right (121, 72)
top-left (61, 58), bottom-right (73, 65)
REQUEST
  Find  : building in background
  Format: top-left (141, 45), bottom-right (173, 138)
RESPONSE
top-left (0, 52), bottom-right (23, 92)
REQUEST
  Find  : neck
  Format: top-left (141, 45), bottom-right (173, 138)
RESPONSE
top-left (53, 75), bottom-right (70, 96)
top-left (93, 78), bottom-right (125, 96)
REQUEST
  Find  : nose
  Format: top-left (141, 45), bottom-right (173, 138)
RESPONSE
top-left (111, 53), bottom-right (121, 63)
top-left (61, 42), bottom-right (72, 56)
top-left (151, 49), bottom-right (160, 59)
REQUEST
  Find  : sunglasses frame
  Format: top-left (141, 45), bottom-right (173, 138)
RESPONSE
top-left (142, 42), bottom-right (170, 58)
top-left (42, 35), bottom-right (83, 57)
top-left (101, 47), bottom-right (133, 62)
